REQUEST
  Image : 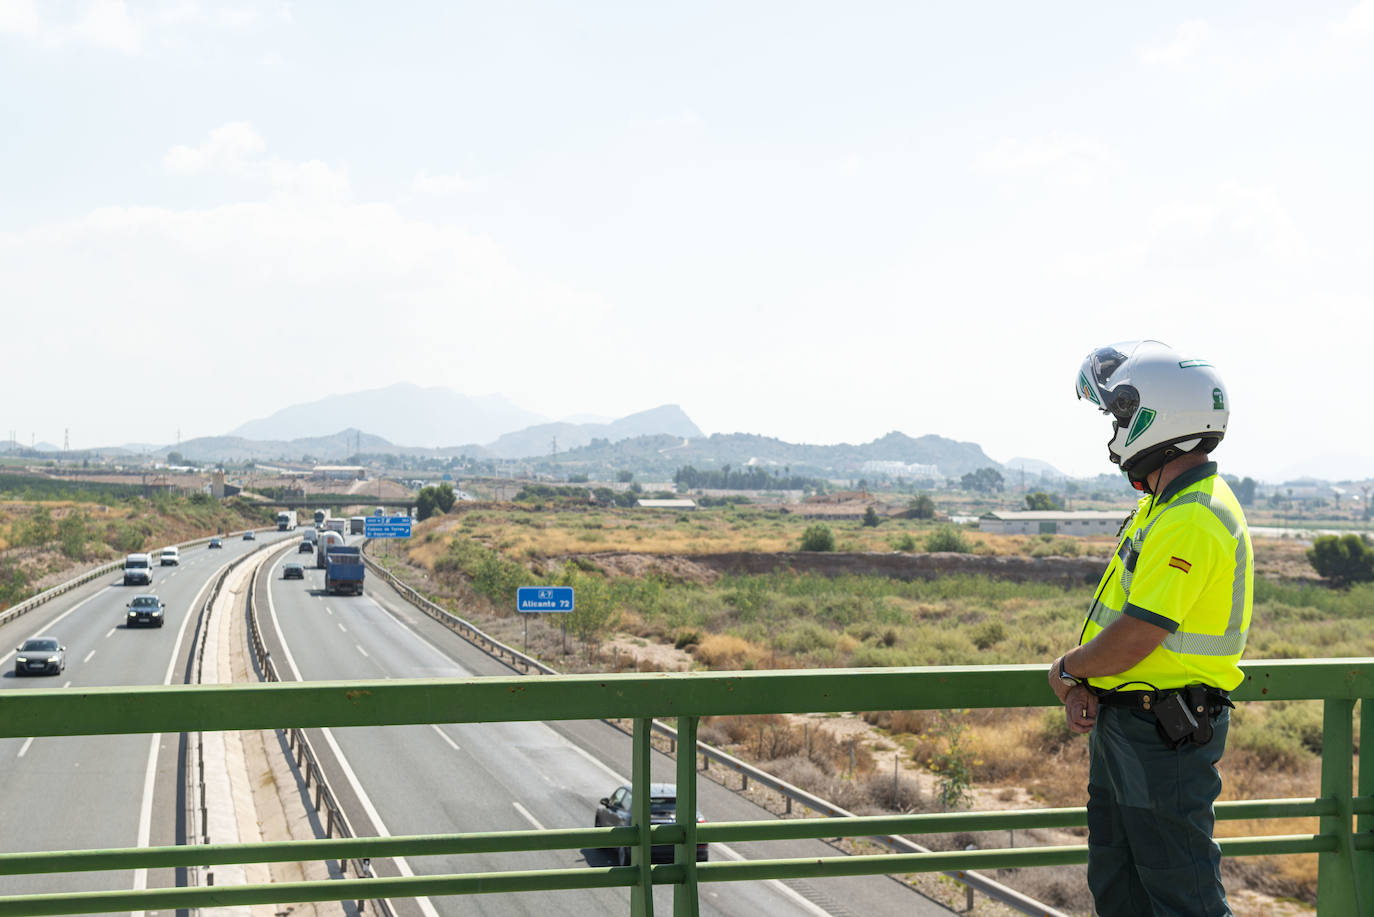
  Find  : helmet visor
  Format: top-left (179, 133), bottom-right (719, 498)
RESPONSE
top-left (1076, 341), bottom-right (1147, 425)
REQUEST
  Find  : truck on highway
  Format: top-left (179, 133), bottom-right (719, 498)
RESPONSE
top-left (313, 508), bottom-right (330, 528)
top-left (324, 545), bottom-right (365, 595)
top-left (325, 517), bottom-right (347, 536)
top-left (315, 530), bottom-right (344, 569)
top-left (276, 510), bottom-right (298, 531)
top-left (349, 516), bottom-right (365, 535)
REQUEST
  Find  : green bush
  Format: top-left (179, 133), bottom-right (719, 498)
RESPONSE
top-left (1307, 534), bottom-right (1374, 585)
top-left (861, 506), bottom-right (881, 527)
top-left (925, 527), bottom-right (972, 553)
top-left (890, 533), bottom-right (917, 552)
top-left (799, 524), bottom-right (836, 552)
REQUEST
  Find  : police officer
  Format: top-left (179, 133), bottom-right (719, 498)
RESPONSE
top-left (1049, 341), bottom-right (1253, 917)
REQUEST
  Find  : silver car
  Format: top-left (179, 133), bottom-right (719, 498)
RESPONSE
top-left (14, 637), bottom-right (66, 676)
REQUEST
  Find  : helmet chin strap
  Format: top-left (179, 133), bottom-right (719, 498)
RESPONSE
top-left (1121, 437), bottom-right (1205, 494)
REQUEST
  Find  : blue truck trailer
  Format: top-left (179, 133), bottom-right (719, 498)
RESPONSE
top-left (324, 545), bottom-right (365, 596)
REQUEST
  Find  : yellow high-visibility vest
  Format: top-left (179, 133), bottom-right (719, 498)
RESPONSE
top-left (1081, 462), bottom-right (1253, 692)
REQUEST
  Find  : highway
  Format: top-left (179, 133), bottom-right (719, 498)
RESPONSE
top-left (255, 537), bottom-right (954, 917)
top-left (0, 528), bottom-right (295, 903)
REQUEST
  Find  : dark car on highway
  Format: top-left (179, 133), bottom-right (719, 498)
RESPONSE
top-left (282, 563), bottom-right (304, 580)
top-left (208, 537), bottom-right (223, 549)
top-left (594, 783), bottom-right (707, 865)
top-left (243, 531), bottom-right (256, 541)
top-left (125, 594), bottom-right (165, 628)
top-left (14, 637), bottom-right (66, 676)
top-left (297, 541), bottom-right (314, 553)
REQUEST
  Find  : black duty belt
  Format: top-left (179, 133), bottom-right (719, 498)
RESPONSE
top-left (1093, 684), bottom-right (1234, 748)
top-left (1093, 685), bottom-right (1232, 713)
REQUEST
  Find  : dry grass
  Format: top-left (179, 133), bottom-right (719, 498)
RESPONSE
top-left (693, 633), bottom-right (768, 669)
top-left (425, 504), bottom-right (1121, 559)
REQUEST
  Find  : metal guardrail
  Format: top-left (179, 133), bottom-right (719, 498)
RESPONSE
top-left (0, 662), bottom-right (1367, 916)
top-left (360, 546), bottom-right (556, 674)
top-left (246, 543), bottom-right (394, 916)
top-left (359, 547), bottom-right (1068, 915)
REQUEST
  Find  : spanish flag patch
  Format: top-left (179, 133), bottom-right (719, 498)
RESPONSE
top-left (1168, 556), bottom-right (1192, 573)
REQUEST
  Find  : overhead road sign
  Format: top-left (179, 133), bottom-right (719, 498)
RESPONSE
top-left (517, 587), bottom-right (574, 613)
top-left (364, 516), bottom-right (412, 538)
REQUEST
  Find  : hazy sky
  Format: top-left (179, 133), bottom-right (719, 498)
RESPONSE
top-left (2, 1), bottom-right (1372, 482)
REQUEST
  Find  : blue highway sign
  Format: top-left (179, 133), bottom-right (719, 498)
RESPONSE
top-left (364, 516), bottom-right (412, 538)
top-left (517, 586), bottom-right (574, 613)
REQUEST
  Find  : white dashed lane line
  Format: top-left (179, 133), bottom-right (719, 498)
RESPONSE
top-left (62, 681), bottom-right (71, 688)
top-left (337, 622), bottom-right (347, 633)
top-left (430, 725), bottom-right (460, 751)
top-left (513, 802), bottom-right (545, 830)
top-left (105, 628), bottom-right (115, 639)
top-left (17, 738), bottom-right (34, 758)
top-left (83, 650), bottom-right (96, 663)
top-left (325, 608), bottom-right (333, 615)
top-left (356, 644), bottom-right (368, 657)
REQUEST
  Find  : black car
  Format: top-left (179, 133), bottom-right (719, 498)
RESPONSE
top-left (298, 541), bottom-right (315, 553)
top-left (282, 563), bottom-right (305, 580)
top-left (594, 783), bottom-right (707, 865)
top-left (126, 594), bottom-right (166, 628)
top-left (14, 637), bottom-right (66, 676)
top-left (208, 537), bottom-right (223, 549)
top-left (243, 531), bottom-right (256, 541)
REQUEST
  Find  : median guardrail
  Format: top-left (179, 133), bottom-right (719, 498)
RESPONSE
top-left (246, 542), bottom-right (394, 916)
top-left (0, 661), bottom-right (1368, 916)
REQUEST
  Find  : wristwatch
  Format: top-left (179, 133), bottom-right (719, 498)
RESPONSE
top-left (1057, 657), bottom-right (1082, 687)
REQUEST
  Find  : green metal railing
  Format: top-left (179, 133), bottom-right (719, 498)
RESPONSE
top-left (0, 660), bottom-right (1369, 916)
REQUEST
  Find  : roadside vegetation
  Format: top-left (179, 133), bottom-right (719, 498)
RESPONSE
top-left (372, 503), bottom-right (1369, 912)
top-left (0, 489), bottom-right (273, 610)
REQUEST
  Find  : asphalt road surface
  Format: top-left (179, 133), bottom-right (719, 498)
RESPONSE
top-left (0, 528), bottom-right (295, 906)
top-left (256, 538), bottom-right (955, 917)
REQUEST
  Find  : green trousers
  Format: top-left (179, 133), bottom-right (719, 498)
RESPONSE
top-left (1086, 704), bottom-right (1232, 917)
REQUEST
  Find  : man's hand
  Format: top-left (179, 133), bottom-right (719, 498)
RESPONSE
top-left (1063, 684), bottom-right (1098, 734)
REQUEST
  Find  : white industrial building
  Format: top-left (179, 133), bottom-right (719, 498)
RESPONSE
top-left (978, 510), bottom-right (1129, 536)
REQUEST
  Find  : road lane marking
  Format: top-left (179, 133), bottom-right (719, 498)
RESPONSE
top-left (430, 725), bottom-right (460, 751)
top-left (356, 644), bottom-right (368, 657)
top-left (338, 622), bottom-right (347, 633)
top-left (325, 607), bottom-right (333, 615)
top-left (17, 738), bottom-right (34, 758)
top-left (513, 802), bottom-right (545, 831)
top-left (713, 843), bottom-right (832, 917)
top-left (62, 681), bottom-right (71, 688)
top-left (265, 560), bottom-right (441, 917)
top-left (568, 742), bottom-right (630, 785)
top-left (82, 650), bottom-right (95, 663)
top-left (0, 585), bottom-right (115, 666)
top-left (105, 627), bottom-right (115, 638)
top-left (133, 553), bottom-right (235, 913)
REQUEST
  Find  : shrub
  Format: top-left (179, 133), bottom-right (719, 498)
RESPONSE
top-left (862, 506), bottom-right (881, 527)
top-left (1307, 534), bottom-right (1374, 585)
top-left (890, 533), bottom-right (917, 552)
top-left (970, 619), bottom-right (1006, 650)
top-left (799, 524), bottom-right (836, 552)
top-left (925, 527), bottom-right (972, 553)
top-left (906, 494), bottom-right (936, 519)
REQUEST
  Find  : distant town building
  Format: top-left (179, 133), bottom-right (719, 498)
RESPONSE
top-left (311, 465), bottom-right (366, 481)
top-left (978, 510), bottom-right (1128, 536)
top-left (636, 499), bottom-right (697, 510)
top-left (860, 460), bottom-right (941, 479)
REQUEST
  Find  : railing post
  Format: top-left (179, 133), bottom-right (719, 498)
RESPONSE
top-left (1358, 698), bottom-right (1374, 912)
top-left (1317, 698), bottom-right (1356, 915)
top-left (631, 717), bottom-right (655, 917)
top-left (674, 716), bottom-right (700, 917)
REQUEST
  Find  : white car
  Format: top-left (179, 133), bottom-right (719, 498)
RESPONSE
top-left (160, 547), bottom-right (180, 566)
top-left (123, 553), bottom-right (153, 586)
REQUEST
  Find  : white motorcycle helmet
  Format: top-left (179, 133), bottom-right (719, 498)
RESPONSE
top-left (1075, 340), bottom-right (1229, 491)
